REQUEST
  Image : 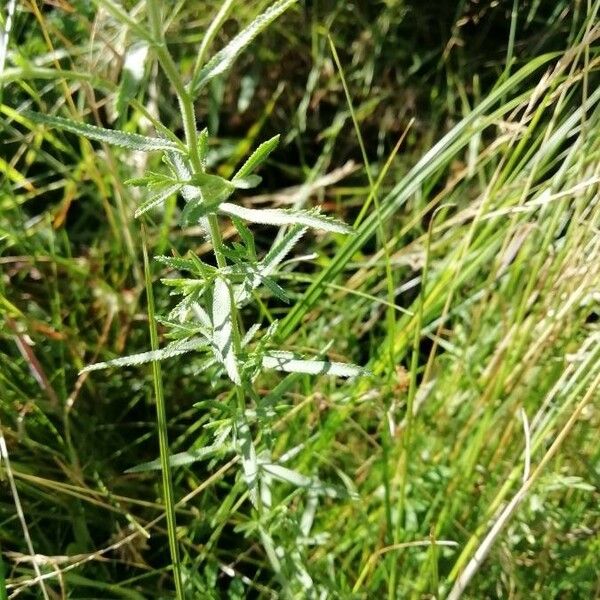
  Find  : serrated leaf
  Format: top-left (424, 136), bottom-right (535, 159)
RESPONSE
top-left (261, 275), bottom-right (289, 303)
top-left (262, 351), bottom-right (364, 378)
top-left (233, 135), bottom-right (280, 180)
top-left (219, 203), bottom-right (352, 234)
top-left (25, 111), bottom-right (183, 153)
top-left (212, 276), bottom-right (241, 384)
top-left (154, 255), bottom-right (197, 271)
top-left (189, 0), bottom-right (298, 95)
top-left (262, 463), bottom-right (312, 487)
top-left (80, 338), bottom-right (207, 373)
top-left (126, 443), bottom-right (230, 473)
top-left (135, 183), bottom-right (182, 218)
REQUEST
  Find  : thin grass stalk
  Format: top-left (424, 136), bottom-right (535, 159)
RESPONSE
top-left (141, 226), bottom-right (184, 599)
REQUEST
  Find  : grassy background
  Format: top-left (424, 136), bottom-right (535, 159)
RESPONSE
top-left (1, 0), bottom-right (599, 598)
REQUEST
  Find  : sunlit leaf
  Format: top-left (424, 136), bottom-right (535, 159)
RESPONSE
top-left (262, 351), bottom-right (364, 378)
top-left (189, 0), bottom-right (298, 95)
top-left (212, 276), bottom-right (241, 384)
top-left (233, 135), bottom-right (280, 181)
top-left (25, 111), bottom-right (183, 153)
top-left (81, 338), bottom-right (208, 373)
top-left (218, 204), bottom-right (352, 234)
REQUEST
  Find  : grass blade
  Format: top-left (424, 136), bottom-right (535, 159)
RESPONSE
top-left (141, 227), bottom-right (184, 600)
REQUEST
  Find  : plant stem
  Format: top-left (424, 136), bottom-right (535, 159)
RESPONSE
top-left (142, 227), bottom-right (184, 600)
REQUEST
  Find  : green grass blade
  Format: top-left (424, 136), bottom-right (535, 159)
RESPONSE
top-left (141, 227), bottom-right (184, 600)
top-left (276, 52), bottom-right (558, 341)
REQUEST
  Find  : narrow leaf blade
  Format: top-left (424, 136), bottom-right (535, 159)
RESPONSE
top-left (233, 135), bottom-right (280, 180)
top-left (190, 0), bottom-right (298, 95)
top-left (262, 351), bottom-right (364, 378)
top-left (262, 463), bottom-right (312, 487)
top-left (126, 444), bottom-right (230, 472)
top-left (25, 111), bottom-right (183, 153)
top-left (219, 203), bottom-right (352, 234)
top-left (135, 183), bottom-right (182, 218)
top-left (80, 338), bottom-right (206, 373)
top-left (212, 276), bottom-right (241, 384)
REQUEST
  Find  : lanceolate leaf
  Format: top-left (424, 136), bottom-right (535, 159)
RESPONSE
top-left (80, 338), bottom-right (207, 373)
top-left (135, 183), bottom-right (182, 218)
top-left (126, 443), bottom-right (231, 472)
top-left (189, 0), bottom-right (298, 95)
top-left (262, 463), bottom-right (312, 487)
top-left (262, 351), bottom-right (364, 378)
top-left (25, 111), bottom-right (184, 153)
top-left (219, 204), bottom-right (352, 234)
top-left (233, 135), bottom-right (280, 181)
top-left (212, 276), bottom-right (241, 384)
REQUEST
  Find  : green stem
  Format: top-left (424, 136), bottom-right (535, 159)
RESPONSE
top-left (142, 227), bottom-right (184, 600)
top-left (146, 4), bottom-right (287, 590)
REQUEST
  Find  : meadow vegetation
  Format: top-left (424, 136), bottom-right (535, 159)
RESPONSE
top-left (1, 0), bottom-right (599, 598)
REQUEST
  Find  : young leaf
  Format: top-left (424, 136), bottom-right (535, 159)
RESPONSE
top-left (25, 111), bottom-right (184, 153)
top-left (191, 172), bottom-right (235, 203)
top-left (135, 183), bottom-right (182, 218)
top-left (189, 0), bottom-right (298, 95)
top-left (231, 216), bottom-right (257, 261)
top-left (262, 351), bottom-right (364, 378)
top-left (218, 203), bottom-right (353, 234)
top-left (212, 276), bottom-right (241, 384)
top-left (232, 134), bottom-right (280, 181)
top-left (80, 338), bottom-right (207, 373)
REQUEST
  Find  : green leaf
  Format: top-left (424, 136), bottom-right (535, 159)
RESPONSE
top-left (262, 351), bottom-right (364, 378)
top-left (237, 420), bottom-right (259, 507)
top-left (191, 172), bottom-right (235, 203)
top-left (262, 463), bottom-right (312, 487)
top-left (125, 444), bottom-right (231, 472)
top-left (233, 135), bottom-right (280, 180)
top-left (189, 0), bottom-right (298, 95)
top-left (231, 174), bottom-right (262, 189)
top-left (212, 276), bottom-right (241, 384)
top-left (135, 183), bottom-right (182, 218)
top-left (231, 217), bottom-right (257, 260)
top-left (218, 204), bottom-right (353, 234)
top-left (197, 127), bottom-right (209, 170)
top-left (80, 338), bottom-right (207, 373)
top-left (25, 111), bottom-right (184, 153)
